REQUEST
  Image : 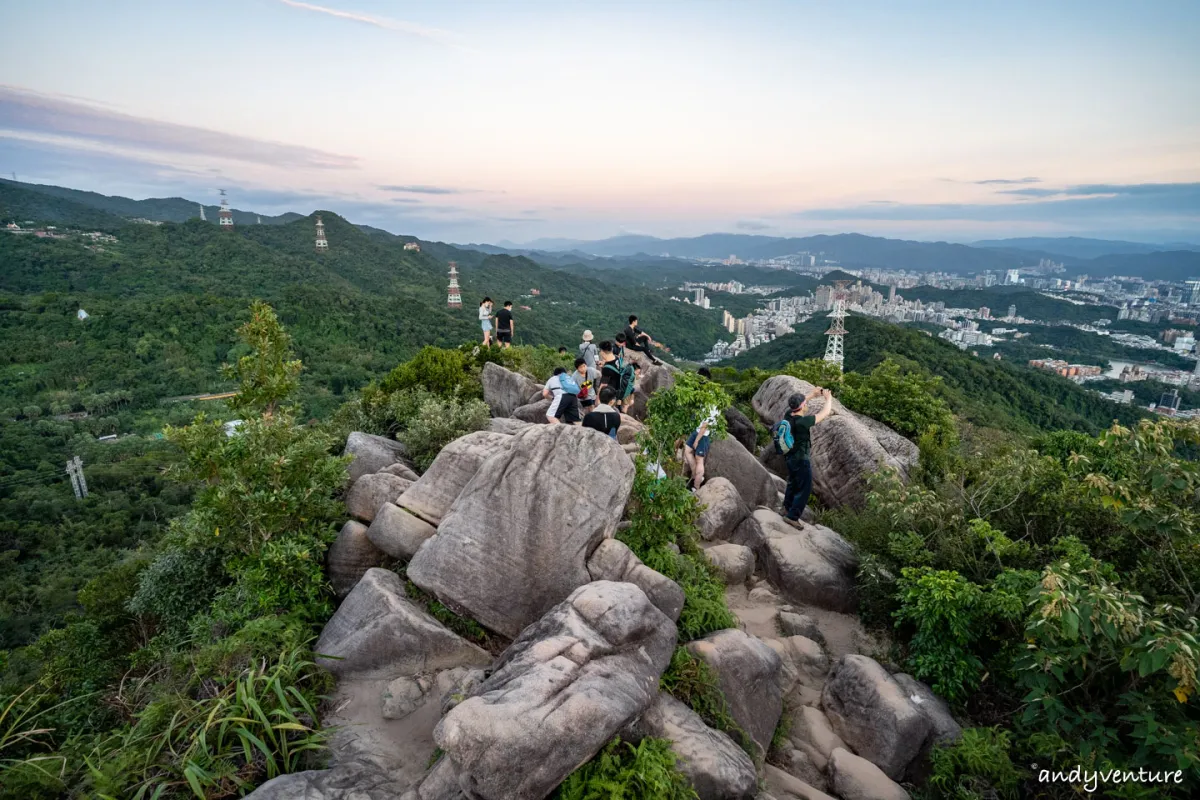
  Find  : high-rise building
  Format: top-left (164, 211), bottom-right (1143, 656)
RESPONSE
top-left (1159, 389), bottom-right (1181, 413)
top-left (1008, 305), bottom-right (1017, 318)
top-left (979, 307), bottom-right (991, 319)
top-left (888, 285), bottom-right (897, 303)
top-left (1186, 279), bottom-right (1200, 307)
top-left (694, 287), bottom-right (705, 305)
top-left (1005, 269), bottom-right (1020, 285)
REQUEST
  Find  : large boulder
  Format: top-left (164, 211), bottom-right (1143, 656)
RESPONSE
top-left (753, 509), bottom-right (857, 613)
top-left (343, 432), bottom-right (410, 483)
top-left (762, 765), bottom-right (838, 800)
top-left (511, 398), bottom-right (551, 423)
top-left (381, 461), bottom-right (421, 481)
top-left (704, 437), bottom-right (778, 509)
top-left (789, 706), bottom-right (848, 772)
top-left (821, 655), bottom-right (931, 780)
top-left (397, 431), bottom-right (513, 526)
top-left (704, 543), bottom-right (756, 585)
top-left (244, 762), bottom-right (408, 800)
top-left (724, 406), bottom-right (758, 453)
top-left (345, 472), bottom-right (412, 522)
top-left (686, 629), bottom-right (783, 758)
top-left (314, 569), bottom-right (492, 681)
top-left (408, 424), bottom-right (635, 638)
top-left (750, 375), bottom-right (918, 508)
top-left (487, 417), bottom-right (533, 435)
top-left (893, 673), bottom-right (963, 747)
top-left (828, 748), bottom-right (911, 800)
top-left (587, 539), bottom-right (685, 621)
top-left (762, 635), bottom-right (828, 705)
top-left (430, 581), bottom-right (675, 800)
top-left (617, 414), bottom-right (644, 445)
top-left (366, 502), bottom-right (438, 561)
top-left (626, 693), bottom-right (758, 800)
top-left (481, 362), bottom-right (542, 418)
top-left (327, 520), bottom-right (387, 599)
top-left (695, 477), bottom-right (750, 541)
top-left (777, 609), bottom-right (824, 645)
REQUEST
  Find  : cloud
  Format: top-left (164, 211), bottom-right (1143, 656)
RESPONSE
top-left (376, 184), bottom-right (484, 195)
top-left (494, 216), bottom-right (545, 223)
top-left (277, 0), bottom-right (460, 46)
top-left (791, 182), bottom-right (1200, 224)
top-left (975, 177), bottom-right (1041, 185)
top-left (0, 84), bottom-right (357, 169)
top-left (735, 219), bottom-right (773, 231)
top-left (389, 197), bottom-right (423, 204)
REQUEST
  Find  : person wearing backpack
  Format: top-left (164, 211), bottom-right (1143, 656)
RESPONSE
top-left (774, 388), bottom-right (833, 527)
top-left (574, 357), bottom-right (600, 414)
top-left (598, 340), bottom-right (637, 413)
top-left (543, 366), bottom-right (582, 425)
top-left (582, 386), bottom-right (622, 440)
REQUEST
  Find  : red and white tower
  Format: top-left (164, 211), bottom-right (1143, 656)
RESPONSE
top-left (218, 189), bottom-right (234, 230)
top-left (315, 215), bottom-right (328, 252)
top-left (447, 262), bottom-right (462, 308)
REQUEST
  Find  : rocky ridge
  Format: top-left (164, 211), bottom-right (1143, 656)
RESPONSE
top-left (247, 361), bottom-right (961, 800)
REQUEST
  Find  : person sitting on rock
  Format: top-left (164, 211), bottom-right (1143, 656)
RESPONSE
top-left (543, 366), bottom-right (582, 425)
top-left (623, 315), bottom-right (662, 365)
top-left (683, 408), bottom-right (717, 491)
top-left (778, 388), bottom-right (833, 528)
top-left (582, 386), bottom-right (622, 440)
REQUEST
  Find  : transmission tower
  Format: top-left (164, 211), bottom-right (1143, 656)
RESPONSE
top-left (823, 281), bottom-right (850, 371)
top-left (65, 456), bottom-right (88, 500)
top-left (218, 189), bottom-right (234, 230)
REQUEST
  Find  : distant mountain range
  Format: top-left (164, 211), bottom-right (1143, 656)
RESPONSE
top-left (3, 178), bottom-right (1199, 282)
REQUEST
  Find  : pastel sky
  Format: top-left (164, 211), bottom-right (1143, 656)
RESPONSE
top-left (2, 0), bottom-right (1199, 243)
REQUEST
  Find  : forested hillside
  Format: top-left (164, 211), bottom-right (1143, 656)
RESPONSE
top-left (725, 315), bottom-right (1146, 434)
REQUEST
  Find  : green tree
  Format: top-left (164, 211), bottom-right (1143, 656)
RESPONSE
top-left (221, 301), bottom-right (301, 417)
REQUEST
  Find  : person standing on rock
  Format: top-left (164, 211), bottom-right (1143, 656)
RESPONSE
top-left (776, 388), bottom-right (833, 527)
top-left (582, 386), bottom-right (622, 439)
top-left (578, 330), bottom-right (599, 372)
top-left (479, 297), bottom-right (494, 346)
top-left (574, 357), bottom-right (600, 415)
top-left (683, 408), bottom-right (717, 491)
top-left (543, 366), bottom-right (582, 425)
top-left (495, 300), bottom-right (514, 348)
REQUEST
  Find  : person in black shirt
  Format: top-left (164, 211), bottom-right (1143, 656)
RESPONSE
top-left (623, 315), bottom-right (661, 365)
top-left (582, 387), bottom-right (622, 440)
top-left (782, 388), bottom-right (833, 527)
top-left (495, 301), bottom-right (514, 348)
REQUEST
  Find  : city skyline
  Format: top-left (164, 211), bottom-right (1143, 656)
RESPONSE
top-left (2, 0), bottom-right (1198, 243)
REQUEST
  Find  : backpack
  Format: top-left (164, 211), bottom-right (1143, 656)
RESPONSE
top-left (773, 418), bottom-right (795, 455)
top-left (614, 362), bottom-right (636, 400)
top-left (557, 371), bottom-right (581, 395)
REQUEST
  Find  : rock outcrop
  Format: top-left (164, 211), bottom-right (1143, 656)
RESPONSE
top-left (723, 406), bottom-right (758, 454)
top-left (753, 509), bottom-right (858, 613)
top-left (686, 628), bottom-right (783, 758)
top-left (704, 543), bottom-right (756, 585)
top-left (408, 424), bottom-right (634, 638)
top-left (626, 693), bottom-right (758, 800)
top-left (481, 362), bottom-right (542, 419)
top-left (762, 764), bottom-right (838, 800)
top-left (397, 431), bottom-right (513, 526)
top-left (315, 569), bottom-right (491, 681)
top-left (750, 375), bottom-right (918, 508)
top-left (487, 417), bottom-right (533, 435)
top-left (789, 706), bottom-right (848, 773)
top-left (428, 581), bottom-right (675, 800)
top-left (704, 437), bottom-right (779, 510)
top-left (828, 748), bottom-right (911, 800)
top-left (587, 539), bottom-right (685, 621)
top-left (245, 762), bottom-right (409, 800)
top-left (820, 655), bottom-right (930, 781)
top-left (327, 520), bottom-right (387, 599)
top-left (511, 398), bottom-right (551, 423)
top-left (366, 502), bottom-right (438, 561)
top-left (695, 477), bottom-right (750, 542)
top-left (344, 432), bottom-right (412, 483)
top-left (346, 472), bottom-right (412, 523)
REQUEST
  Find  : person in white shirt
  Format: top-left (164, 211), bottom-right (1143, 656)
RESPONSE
top-left (478, 297), bottom-right (494, 346)
top-left (541, 367), bottom-right (582, 424)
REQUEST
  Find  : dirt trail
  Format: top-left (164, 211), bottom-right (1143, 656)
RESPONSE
top-left (324, 678), bottom-right (441, 788)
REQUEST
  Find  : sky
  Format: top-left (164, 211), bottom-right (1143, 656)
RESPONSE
top-left (1, 0), bottom-right (1199, 244)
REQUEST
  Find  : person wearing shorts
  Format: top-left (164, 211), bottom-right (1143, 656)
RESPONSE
top-left (479, 297), bottom-right (494, 346)
top-left (495, 300), bottom-right (514, 347)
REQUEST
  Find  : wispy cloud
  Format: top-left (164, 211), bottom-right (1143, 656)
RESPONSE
top-left (377, 184), bottom-right (480, 195)
top-left (975, 177), bottom-right (1041, 185)
top-left (277, 0), bottom-right (460, 46)
top-left (0, 84), bottom-right (357, 169)
top-left (736, 219), bottom-right (773, 231)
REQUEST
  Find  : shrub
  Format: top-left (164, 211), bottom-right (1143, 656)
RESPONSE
top-left (220, 301), bottom-right (301, 417)
top-left (924, 727), bottom-right (1022, 800)
top-left (556, 737), bottom-right (697, 800)
top-left (381, 346), bottom-right (476, 397)
top-left (128, 546), bottom-right (226, 638)
top-left (894, 567), bottom-right (986, 704)
top-left (781, 358), bottom-right (844, 393)
top-left (643, 372), bottom-right (732, 467)
top-left (399, 394), bottom-right (491, 471)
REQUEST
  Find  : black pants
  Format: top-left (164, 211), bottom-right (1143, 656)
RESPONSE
top-left (784, 457), bottom-right (813, 520)
top-left (626, 338), bottom-right (655, 357)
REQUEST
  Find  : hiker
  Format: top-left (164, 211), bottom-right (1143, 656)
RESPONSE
top-left (495, 300), bottom-right (514, 348)
top-left (623, 315), bottom-right (661, 365)
top-left (582, 386), bottom-right (622, 440)
top-left (543, 366), bottom-right (582, 425)
top-left (558, 346), bottom-right (569, 356)
top-left (613, 332), bottom-right (627, 361)
top-left (683, 408), bottom-right (717, 491)
top-left (599, 340), bottom-right (638, 414)
top-left (479, 297), bottom-right (494, 346)
top-left (774, 387), bottom-right (834, 527)
top-left (578, 330), bottom-right (599, 372)
top-left (574, 356), bottom-right (600, 414)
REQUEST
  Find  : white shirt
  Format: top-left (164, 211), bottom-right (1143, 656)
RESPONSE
top-left (478, 305), bottom-right (491, 321)
top-left (544, 374), bottom-right (563, 416)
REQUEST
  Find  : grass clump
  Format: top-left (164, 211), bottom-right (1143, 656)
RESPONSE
top-left (555, 737), bottom-right (698, 800)
top-left (659, 647), bottom-right (752, 756)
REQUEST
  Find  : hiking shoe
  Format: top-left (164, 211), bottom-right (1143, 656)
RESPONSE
top-left (782, 516), bottom-right (804, 530)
